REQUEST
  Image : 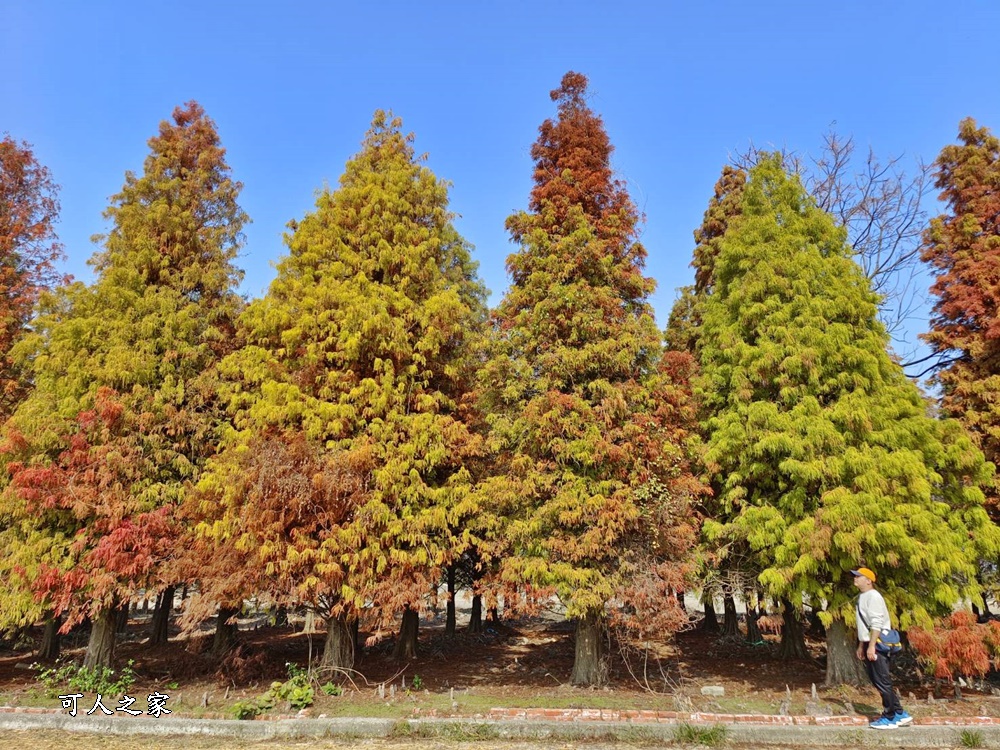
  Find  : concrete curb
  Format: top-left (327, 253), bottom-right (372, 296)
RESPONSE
top-left (3, 709), bottom-right (1000, 747)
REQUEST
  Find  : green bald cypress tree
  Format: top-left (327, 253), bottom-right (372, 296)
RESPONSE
top-left (698, 155), bottom-right (998, 685)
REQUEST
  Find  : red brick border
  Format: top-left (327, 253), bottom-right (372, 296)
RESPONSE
top-left (485, 707), bottom-right (1000, 726)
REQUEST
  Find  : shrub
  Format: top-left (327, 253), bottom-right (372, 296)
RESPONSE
top-left (908, 611), bottom-right (999, 680)
top-left (36, 660), bottom-right (137, 698)
top-left (321, 682), bottom-right (343, 696)
top-left (229, 699), bottom-right (263, 720)
top-left (229, 672), bottom-right (316, 718)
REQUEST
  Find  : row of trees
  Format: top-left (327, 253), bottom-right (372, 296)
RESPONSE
top-left (0, 73), bottom-right (998, 688)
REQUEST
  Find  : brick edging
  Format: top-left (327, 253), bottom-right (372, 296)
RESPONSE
top-left (485, 707), bottom-right (1000, 726)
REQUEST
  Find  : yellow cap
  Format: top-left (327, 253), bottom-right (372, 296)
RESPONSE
top-left (851, 567), bottom-right (876, 582)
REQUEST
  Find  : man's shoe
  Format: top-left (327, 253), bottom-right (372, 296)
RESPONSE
top-left (893, 711), bottom-right (913, 726)
top-left (870, 717), bottom-right (895, 729)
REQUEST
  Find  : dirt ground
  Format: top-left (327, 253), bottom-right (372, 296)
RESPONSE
top-left (1, 604), bottom-right (998, 724)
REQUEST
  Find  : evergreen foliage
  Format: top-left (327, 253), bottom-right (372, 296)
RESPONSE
top-left (697, 156), bottom-right (998, 661)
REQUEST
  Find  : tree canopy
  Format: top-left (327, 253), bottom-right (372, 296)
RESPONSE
top-left (697, 157), bottom-right (998, 681)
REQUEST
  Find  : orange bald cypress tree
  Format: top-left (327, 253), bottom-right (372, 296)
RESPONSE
top-left (921, 118), bottom-right (1000, 516)
top-left (0, 103), bottom-right (247, 668)
top-left (480, 72), bottom-right (700, 685)
top-left (0, 136), bottom-right (64, 417)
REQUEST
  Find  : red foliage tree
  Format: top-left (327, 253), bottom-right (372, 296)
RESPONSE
top-left (908, 611), bottom-right (1000, 685)
top-left (4, 387), bottom-right (174, 667)
top-left (481, 72), bottom-right (702, 685)
top-left (0, 136), bottom-right (64, 416)
top-left (920, 118), bottom-right (1000, 513)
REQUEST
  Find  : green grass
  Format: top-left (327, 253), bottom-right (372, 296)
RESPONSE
top-left (671, 722), bottom-right (729, 747)
top-left (960, 729), bottom-right (985, 749)
top-left (709, 697), bottom-right (780, 715)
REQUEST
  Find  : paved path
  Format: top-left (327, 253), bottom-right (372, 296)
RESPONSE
top-left (3, 705), bottom-right (1000, 747)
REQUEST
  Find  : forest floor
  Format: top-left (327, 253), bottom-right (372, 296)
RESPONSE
top-left (1, 605), bottom-right (998, 724)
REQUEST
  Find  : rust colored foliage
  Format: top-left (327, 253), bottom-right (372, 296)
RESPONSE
top-left (4, 388), bottom-right (174, 627)
top-left (178, 433), bottom-right (368, 626)
top-left (908, 611), bottom-right (1000, 680)
top-left (921, 118), bottom-right (1000, 511)
top-left (666, 165), bottom-right (746, 353)
top-left (482, 72), bottom-right (702, 650)
top-left (692, 166), bottom-right (747, 296)
top-left (506, 72), bottom-right (651, 306)
top-left (0, 136), bottom-right (65, 416)
top-left (519, 73), bottom-right (632, 241)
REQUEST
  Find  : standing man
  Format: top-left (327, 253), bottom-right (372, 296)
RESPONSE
top-left (853, 567), bottom-right (912, 729)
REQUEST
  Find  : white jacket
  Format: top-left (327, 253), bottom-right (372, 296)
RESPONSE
top-left (856, 589), bottom-right (891, 642)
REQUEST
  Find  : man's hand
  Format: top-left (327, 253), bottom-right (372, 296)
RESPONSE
top-left (856, 643), bottom-right (865, 661)
top-left (867, 643), bottom-right (878, 662)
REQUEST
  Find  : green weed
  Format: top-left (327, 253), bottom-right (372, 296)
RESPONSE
top-left (960, 729), bottom-right (985, 749)
top-left (321, 681), bottom-right (343, 696)
top-left (671, 722), bottom-right (729, 747)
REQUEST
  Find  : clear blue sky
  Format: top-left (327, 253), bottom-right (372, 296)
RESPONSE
top-left (5, 1), bottom-right (999, 358)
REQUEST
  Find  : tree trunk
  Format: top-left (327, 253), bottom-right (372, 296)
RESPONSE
top-left (116, 602), bottom-right (130, 634)
top-left (807, 607), bottom-right (826, 637)
top-left (571, 611), bottom-right (607, 686)
top-left (445, 563), bottom-right (457, 637)
top-left (824, 618), bottom-right (868, 686)
top-left (778, 598), bottom-right (810, 660)
top-left (392, 606), bottom-right (419, 660)
top-left (699, 593), bottom-right (719, 633)
top-left (150, 586), bottom-right (174, 645)
top-left (319, 613), bottom-right (354, 671)
top-left (38, 615), bottom-right (61, 660)
top-left (745, 604), bottom-right (764, 645)
top-left (84, 607), bottom-right (117, 670)
top-left (274, 606), bottom-right (289, 627)
top-left (676, 590), bottom-right (687, 612)
top-left (722, 594), bottom-right (740, 636)
top-left (467, 593), bottom-right (483, 634)
top-left (212, 606), bottom-right (240, 656)
top-left (488, 605), bottom-right (499, 624)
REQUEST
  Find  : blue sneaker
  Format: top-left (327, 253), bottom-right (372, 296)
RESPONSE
top-left (870, 717), bottom-right (895, 729)
top-left (892, 711), bottom-right (913, 726)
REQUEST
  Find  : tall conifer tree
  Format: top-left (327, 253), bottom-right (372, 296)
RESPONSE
top-left (480, 73), bottom-right (699, 685)
top-left (0, 103), bottom-right (247, 668)
top-left (0, 137), bottom-right (65, 639)
top-left (698, 156), bottom-right (998, 685)
top-left (192, 112), bottom-right (487, 666)
top-left (921, 118), bottom-right (1000, 516)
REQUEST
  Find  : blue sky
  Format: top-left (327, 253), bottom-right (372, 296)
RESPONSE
top-left (5, 1), bottom-right (999, 360)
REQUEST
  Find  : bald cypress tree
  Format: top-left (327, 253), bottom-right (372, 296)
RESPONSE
top-left (0, 103), bottom-right (247, 668)
top-left (192, 112), bottom-right (487, 666)
top-left (480, 73), bottom-right (699, 685)
top-left (698, 155), bottom-right (998, 686)
top-left (921, 119), bottom-right (1000, 518)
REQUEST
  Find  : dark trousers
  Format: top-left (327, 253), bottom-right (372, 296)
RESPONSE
top-left (865, 652), bottom-right (902, 718)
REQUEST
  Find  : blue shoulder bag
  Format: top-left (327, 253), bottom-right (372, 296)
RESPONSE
top-left (857, 606), bottom-right (902, 655)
